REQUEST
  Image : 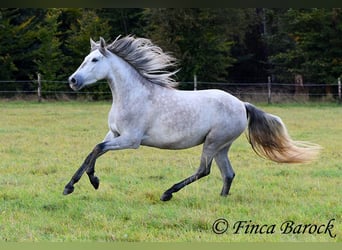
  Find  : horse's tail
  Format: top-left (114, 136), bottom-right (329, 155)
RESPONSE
top-left (244, 103), bottom-right (321, 163)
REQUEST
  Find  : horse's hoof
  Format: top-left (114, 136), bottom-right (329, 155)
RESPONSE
top-left (90, 176), bottom-right (100, 190)
top-left (220, 191), bottom-right (229, 197)
top-left (63, 184), bottom-right (74, 195)
top-left (160, 192), bottom-right (173, 201)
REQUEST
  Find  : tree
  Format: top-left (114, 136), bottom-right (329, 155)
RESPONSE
top-left (34, 9), bottom-right (62, 81)
top-left (96, 8), bottom-right (145, 37)
top-left (0, 9), bottom-right (46, 80)
top-left (64, 9), bottom-right (110, 65)
top-left (228, 8), bottom-right (269, 82)
top-left (63, 9), bottom-right (112, 99)
top-left (144, 8), bottom-right (254, 84)
top-left (269, 8), bottom-right (342, 86)
top-left (0, 9), bottom-right (17, 80)
top-left (0, 9), bottom-right (63, 79)
top-left (0, 8), bottom-right (66, 97)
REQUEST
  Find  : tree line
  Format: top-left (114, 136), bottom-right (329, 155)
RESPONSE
top-left (1, 8), bottom-right (342, 97)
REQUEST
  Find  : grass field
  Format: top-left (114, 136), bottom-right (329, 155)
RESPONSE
top-left (0, 101), bottom-right (341, 242)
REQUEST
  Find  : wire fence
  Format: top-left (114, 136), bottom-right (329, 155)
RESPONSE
top-left (0, 77), bottom-right (341, 104)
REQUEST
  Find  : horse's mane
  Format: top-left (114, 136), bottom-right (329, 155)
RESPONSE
top-left (96, 35), bottom-right (179, 88)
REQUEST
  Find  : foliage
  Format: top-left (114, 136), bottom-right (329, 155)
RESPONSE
top-left (96, 8), bottom-right (145, 37)
top-left (268, 8), bottom-right (342, 84)
top-left (228, 8), bottom-right (268, 82)
top-left (144, 8), bottom-right (255, 83)
top-left (62, 9), bottom-right (112, 99)
top-left (1, 8), bottom-right (342, 98)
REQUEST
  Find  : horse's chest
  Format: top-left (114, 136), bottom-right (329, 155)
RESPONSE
top-left (108, 108), bottom-right (122, 134)
top-left (108, 107), bottom-right (137, 134)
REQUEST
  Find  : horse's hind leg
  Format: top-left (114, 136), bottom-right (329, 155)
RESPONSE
top-left (214, 145), bottom-right (235, 196)
top-left (160, 156), bottom-right (213, 201)
top-left (160, 143), bottom-right (217, 201)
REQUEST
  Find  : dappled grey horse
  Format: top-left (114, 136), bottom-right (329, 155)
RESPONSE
top-left (63, 35), bottom-right (320, 201)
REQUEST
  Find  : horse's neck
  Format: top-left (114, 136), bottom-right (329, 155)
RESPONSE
top-left (107, 57), bottom-right (151, 105)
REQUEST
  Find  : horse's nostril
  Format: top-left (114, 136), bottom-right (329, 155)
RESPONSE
top-left (71, 77), bottom-right (77, 84)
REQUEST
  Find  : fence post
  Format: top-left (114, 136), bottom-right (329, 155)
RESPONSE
top-left (267, 76), bottom-right (271, 104)
top-left (338, 77), bottom-right (341, 104)
top-left (37, 73), bottom-right (42, 103)
top-left (194, 74), bottom-right (197, 91)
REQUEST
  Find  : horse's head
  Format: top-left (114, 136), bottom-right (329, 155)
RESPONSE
top-left (69, 37), bottom-right (111, 91)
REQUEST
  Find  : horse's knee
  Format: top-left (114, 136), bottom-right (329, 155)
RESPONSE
top-left (204, 167), bottom-right (211, 176)
top-left (197, 168), bottom-right (210, 179)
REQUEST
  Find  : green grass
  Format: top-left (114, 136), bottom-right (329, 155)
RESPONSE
top-left (0, 101), bottom-right (341, 242)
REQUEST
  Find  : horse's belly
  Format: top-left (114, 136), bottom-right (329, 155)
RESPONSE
top-left (141, 116), bottom-right (210, 149)
top-left (141, 131), bottom-right (206, 149)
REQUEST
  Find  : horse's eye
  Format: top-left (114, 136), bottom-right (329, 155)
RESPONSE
top-left (91, 58), bottom-right (99, 62)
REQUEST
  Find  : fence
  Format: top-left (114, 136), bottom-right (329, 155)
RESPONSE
top-left (0, 76), bottom-right (341, 104)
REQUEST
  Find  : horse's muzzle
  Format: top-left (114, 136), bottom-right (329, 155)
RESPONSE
top-left (69, 74), bottom-right (83, 91)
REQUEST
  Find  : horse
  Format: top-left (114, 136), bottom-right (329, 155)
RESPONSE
top-left (63, 35), bottom-right (321, 201)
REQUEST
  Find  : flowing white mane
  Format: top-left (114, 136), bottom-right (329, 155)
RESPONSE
top-left (95, 35), bottom-right (179, 88)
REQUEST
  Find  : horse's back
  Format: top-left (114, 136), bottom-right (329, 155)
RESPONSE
top-left (177, 89), bottom-right (246, 124)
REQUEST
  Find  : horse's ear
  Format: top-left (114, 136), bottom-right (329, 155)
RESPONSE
top-left (99, 37), bottom-right (108, 56)
top-left (90, 38), bottom-right (97, 51)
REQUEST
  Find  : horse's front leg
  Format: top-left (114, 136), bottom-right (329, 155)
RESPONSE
top-left (85, 131), bottom-right (118, 190)
top-left (63, 133), bottom-right (141, 195)
top-left (63, 143), bottom-right (106, 195)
